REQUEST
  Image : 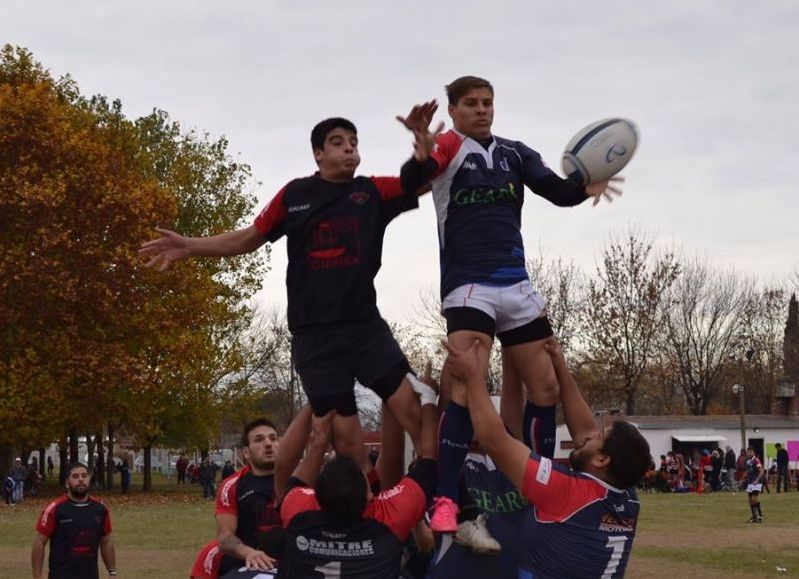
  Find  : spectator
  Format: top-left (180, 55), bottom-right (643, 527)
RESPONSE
top-left (775, 443), bottom-right (790, 493)
top-left (119, 460), bottom-right (131, 494)
top-left (710, 449), bottom-right (723, 491)
top-left (47, 456), bottom-right (55, 477)
top-left (221, 460), bottom-right (235, 480)
top-left (26, 460), bottom-right (42, 497)
top-left (199, 457), bottom-right (216, 500)
top-left (736, 448), bottom-right (747, 489)
top-left (177, 455), bottom-right (189, 484)
top-left (724, 446), bottom-right (737, 489)
top-left (9, 458), bottom-right (26, 504)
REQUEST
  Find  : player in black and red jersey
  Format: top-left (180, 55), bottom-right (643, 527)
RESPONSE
top-left (278, 377), bottom-right (438, 579)
top-left (141, 109), bottom-right (439, 469)
top-left (32, 463), bottom-right (117, 579)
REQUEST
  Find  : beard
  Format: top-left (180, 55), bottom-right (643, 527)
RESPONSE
top-left (250, 456), bottom-right (276, 471)
top-left (569, 449), bottom-right (590, 471)
top-left (69, 486), bottom-right (88, 499)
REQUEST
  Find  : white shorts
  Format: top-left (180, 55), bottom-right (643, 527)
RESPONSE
top-left (442, 280), bottom-right (547, 335)
top-left (747, 483), bottom-right (762, 494)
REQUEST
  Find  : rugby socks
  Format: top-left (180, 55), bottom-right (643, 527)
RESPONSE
top-left (756, 503), bottom-right (763, 518)
top-left (523, 402), bottom-right (557, 458)
top-left (437, 401), bottom-right (473, 502)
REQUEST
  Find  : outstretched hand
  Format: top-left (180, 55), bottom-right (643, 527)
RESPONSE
top-left (586, 176), bottom-right (624, 206)
top-left (139, 227), bottom-right (190, 270)
top-left (396, 100), bottom-right (445, 163)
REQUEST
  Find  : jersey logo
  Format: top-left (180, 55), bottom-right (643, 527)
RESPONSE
top-left (499, 157), bottom-right (510, 172)
top-left (288, 203), bottom-right (311, 213)
top-left (536, 457), bottom-right (552, 486)
top-left (598, 513), bottom-right (635, 533)
top-left (349, 191), bottom-right (370, 205)
top-left (463, 161), bottom-right (478, 170)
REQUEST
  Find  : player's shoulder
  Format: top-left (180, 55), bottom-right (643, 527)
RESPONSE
top-left (41, 494), bottom-right (70, 514)
top-left (87, 496), bottom-right (110, 511)
top-left (282, 174), bottom-right (319, 193)
top-left (494, 135), bottom-right (537, 155)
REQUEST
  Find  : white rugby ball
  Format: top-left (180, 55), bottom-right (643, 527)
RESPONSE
top-left (561, 118), bottom-right (638, 185)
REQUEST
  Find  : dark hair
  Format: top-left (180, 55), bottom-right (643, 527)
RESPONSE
top-left (600, 420), bottom-right (651, 489)
top-left (66, 462), bottom-right (89, 477)
top-left (310, 118), bottom-right (357, 151)
top-left (445, 76), bottom-right (494, 105)
top-left (241, 418), bottom-right (278, 448)
top-left (315, 456), bottom-right (367, 521)
top-left (775, 443), bottom-right (782, 448)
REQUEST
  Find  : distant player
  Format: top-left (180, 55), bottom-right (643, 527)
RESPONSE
top-left (398, 76), bottom-right (622, 533)
top-left (32, 463), bottom-right (117, 579)
top-left (445, 336), bottom-right (650, 578)
top-left (744, 447), bottom-right (765, 523)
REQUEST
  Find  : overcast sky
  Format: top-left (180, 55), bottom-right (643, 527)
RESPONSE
top-left (4, 1), bottom-right (798, 323)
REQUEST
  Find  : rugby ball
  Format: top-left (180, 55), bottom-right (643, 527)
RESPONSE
top-left (561, 118), bottom-right (638, 185)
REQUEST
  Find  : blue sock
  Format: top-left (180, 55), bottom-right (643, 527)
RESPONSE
top-left (523, 402), bottom-right (556, 458)
top-left (437, 401), bottom-right (473, 502)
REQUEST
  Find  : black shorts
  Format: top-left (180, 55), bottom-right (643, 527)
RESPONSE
top-left (444, 307), bottom-right (554, 347)
top-left (292, 318), bottom-right (410, 413)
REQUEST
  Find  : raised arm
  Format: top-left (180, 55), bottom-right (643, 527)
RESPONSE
top-left (543, 339), bottom-right (597, 445)
top-left (275, 404), bottom-right (313, 501)
top-left (290, 411), bottom-right (335, 487)
top-left (139, 224), bottom-right (266, 270)
top-left (444, 339), bottom-right (530, 491)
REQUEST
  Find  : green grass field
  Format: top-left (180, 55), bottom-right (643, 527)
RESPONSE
top-left (1, 477), bottom-right (797, 578)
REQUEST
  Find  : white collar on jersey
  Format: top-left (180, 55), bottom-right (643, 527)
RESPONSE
top-left (577, 470), bottom-right (625, 494)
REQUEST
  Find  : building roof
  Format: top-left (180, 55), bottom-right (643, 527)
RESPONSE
top-left (626, 415), bottom-right (799, 430)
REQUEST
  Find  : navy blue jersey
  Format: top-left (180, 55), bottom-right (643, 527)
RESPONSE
top-left (518, 454), bottom-right (639, 579)
top-left (744, 456), bottom-right (763, 484)
top-left (254, 175), bottom-right (418, 333)
top-left (428, 453), bottom-right (530, 579)
top-left (428, 130), bottom-right (584, 298)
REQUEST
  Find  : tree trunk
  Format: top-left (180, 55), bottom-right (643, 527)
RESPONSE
top-left (58, 438), bottom-right (68, 485)
top-left (625, 387), bottom-right (637, 415)
top-left (94, 433), bottom-right (105, 488)
top-left (38, 447), bottom-right (46, 477)
top-left (143, 444), bottom-right (152, 492)
top-left (0, 444), bottom-right (11, 478)
top-left (105, 423), bottom-right (115, 490)
top-left (86, 434), bottom-right (95, 473)
top-left (68, 428), bottom-right (79, 464)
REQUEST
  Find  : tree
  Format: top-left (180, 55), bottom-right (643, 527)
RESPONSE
top-left (662, 259), bottom-right (752, 415)
top-left (582, 228), bottom-right (680, 414)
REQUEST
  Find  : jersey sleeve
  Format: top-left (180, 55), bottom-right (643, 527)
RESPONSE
top-left (368, 476), bottom-right (427, 541)
top-left (102, 505), bottom-right (112, 536)
top-left (521, 454), bottom-right (607, 523)
top-left (190, 540), bottom-right (222, 579)
top-left (215, 474), bottom-right (239, 517)
top-left (35, 500), bottom-right (60, 537)
top-left (280, 485), bottom-right (320, 527)
top-left (429, 130), bottom-right (463, 178)
top-left (371, 176), bottom-right (420, 224)
top-left (253, 184), bottom-right (289, 242)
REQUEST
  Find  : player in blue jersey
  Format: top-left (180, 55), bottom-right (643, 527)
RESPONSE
top-left (444, 336), bottom-right (650, 578)
top-left (743, 447), bottom-right (765, 523)
top-left (399, 77), bottom-right (623, 534)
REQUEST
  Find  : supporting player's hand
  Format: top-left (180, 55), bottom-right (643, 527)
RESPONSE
top-left (442, 338), bottom-right (482, 383)
top-left (310, 410), bottom-right (335, 445)
top-left (244, 549), bottom-right (276, 571)
top-left (139, 227), bottom-right (190, 270)
top-left (542, 337), bottom-right (565, 364)
top-left (586, 176), bottom-right (624, 206)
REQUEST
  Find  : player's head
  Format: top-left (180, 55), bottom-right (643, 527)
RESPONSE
top-left (241, 418), bottom-right (280, 471)
top-left (746, 446), bottom-right (755, 459)
top-left (311, 117), bottom-right (360, 180)
top-left (65, 462), bottom-right (90, 498)
top-left (775, 443), bottom-right (782, 449)
top-left (569, 420), bottom-right (650, 489)
top-left (315, 455), bottom-right (369, 521)
top-left (445, 76), bottom-right (494, 141)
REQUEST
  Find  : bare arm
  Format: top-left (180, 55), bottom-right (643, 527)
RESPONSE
top-left (290, 411), bottom-right (335, 487)
top-left (544, 339), bottom-right (597, 444)
top-left (376, 403), bottom-right (405, 489)
top-left (275, 404), bottom-right (313, 501)
top-left (31, 533), bottom-right (48, 579)
top-left (139, 224), bottom-right (267, 270)
top-left (444, 340), bottom-right (530, 490)
top-left (100, 534), bottom-right (116, 575)
top-left (216, 514), bottom-right (275, 571)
